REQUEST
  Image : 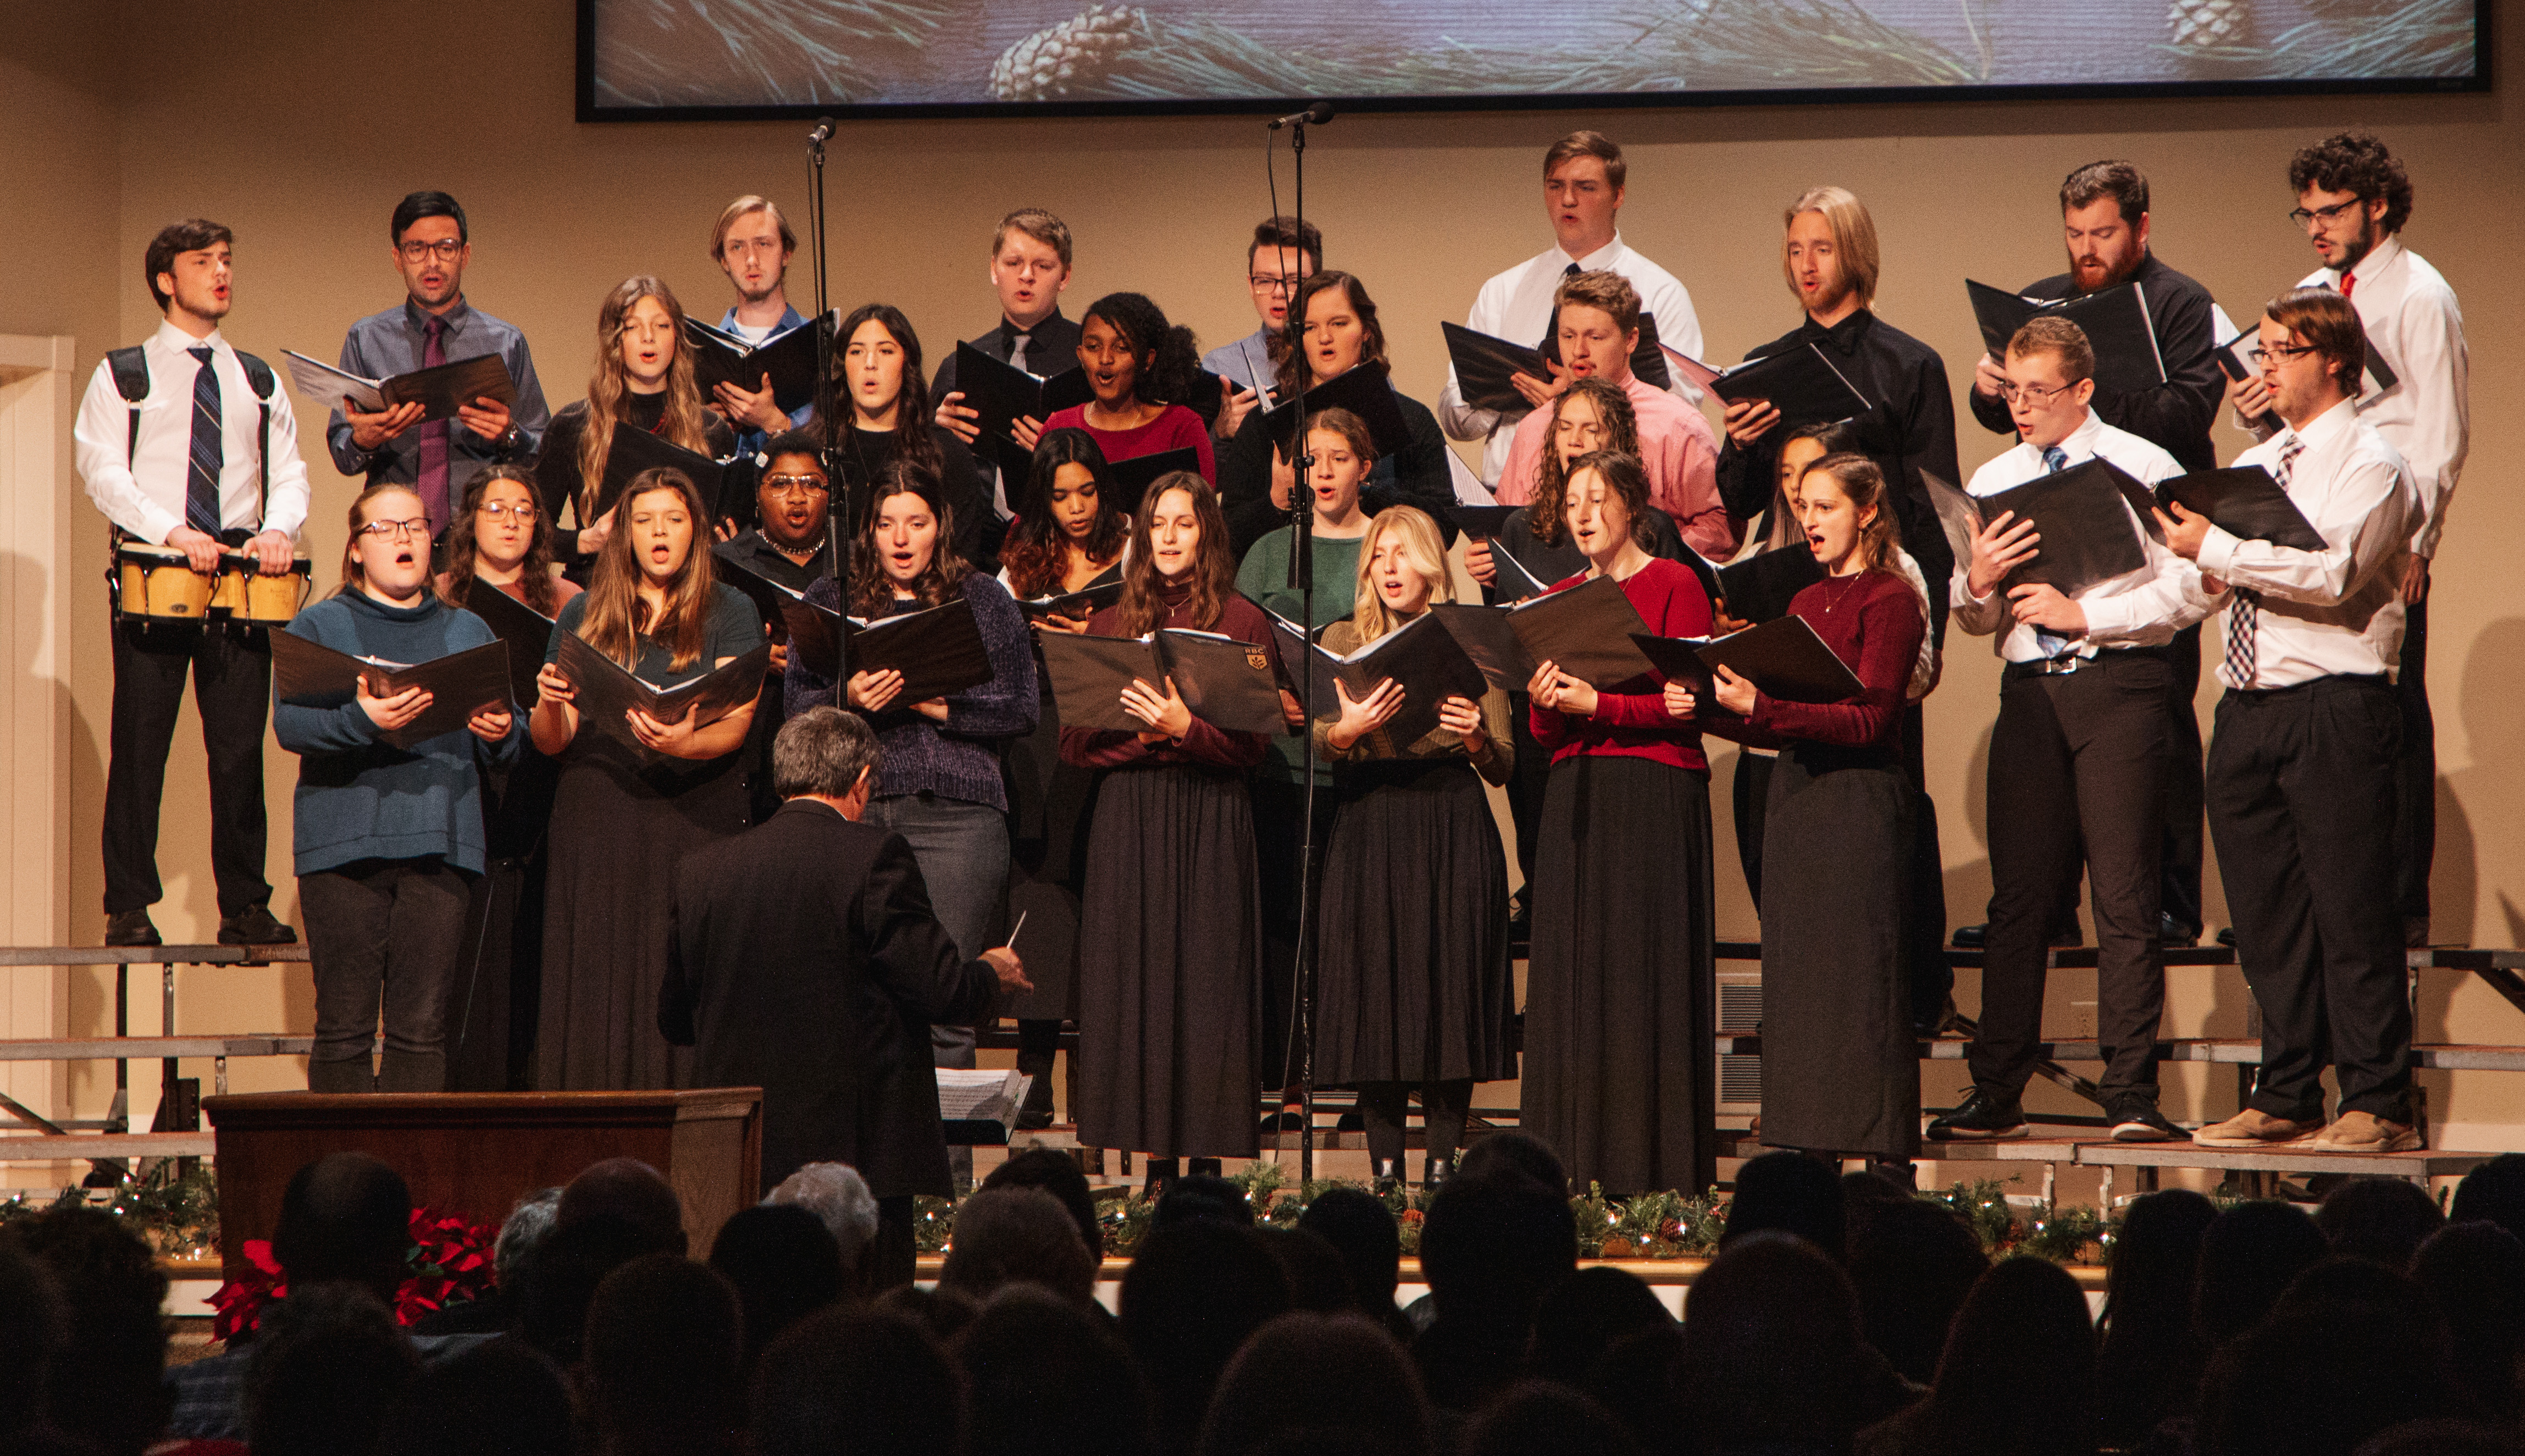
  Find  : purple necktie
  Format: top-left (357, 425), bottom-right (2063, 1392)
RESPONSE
top-left (417, 315), bottom-right (449, 530)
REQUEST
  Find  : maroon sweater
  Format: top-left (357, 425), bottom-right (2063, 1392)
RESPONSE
top-left (1058, 578), bottom-right (1276, 771)
top-left (1528, 555), bottom-right (1714, 775)
top-left (1712, 567), bottom-right (1921, 752)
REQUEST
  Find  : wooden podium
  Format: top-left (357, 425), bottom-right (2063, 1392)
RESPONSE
top-left (203, 1089), bottom-right (762, 1279)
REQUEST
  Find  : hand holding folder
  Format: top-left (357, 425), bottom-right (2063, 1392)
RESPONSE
top-left (285, 350), bottom-right (517, 423)
top-left (1038, 630), bottom-right (1283, 735)
top-left (552, 633), bottom-right (772, 765)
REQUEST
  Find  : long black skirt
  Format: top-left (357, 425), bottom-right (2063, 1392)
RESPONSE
top-left (536, 743), bottom-right (750, 1090)
top-left (1759, 745), bottom-right (1919, 1159)
top-left (1525, 754), bottom-right (1718, 1196)
top-left (1075, 762), bottom-right (1261, 1158)
top-left (1317, 760), bottom-right (1513, 1085)
top-left (1002, 679), bottom-right (1095, 1021)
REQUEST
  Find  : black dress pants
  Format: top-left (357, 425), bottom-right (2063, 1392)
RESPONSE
top-left (1253, 776), bottom-right (1335, 1092)
top-left (103, 621), bottom-right (273, 916)
top-left (2206, 674), bottom-right (2413, 1122)
top-left (1970, 654), bottom-right (2172, 1104)
top-left (301, 857), bottom-right (472, 1093)
top-left (1505, 693), bottom-right (1549, 890)
top-left (2159, 624), bottom-right (2208, 937)
top-left (2394, 597), bottom-right (2435, 935)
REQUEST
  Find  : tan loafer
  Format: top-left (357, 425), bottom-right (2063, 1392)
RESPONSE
top-left (2310, 1110), bottom-right (2423, 1153)
top-left (2192, 1108), bottom-right (2325, 1147)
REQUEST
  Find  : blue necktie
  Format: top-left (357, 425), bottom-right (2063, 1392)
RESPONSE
top-left (184, 346), bottom-right (224, 536)
top-left (2035, 446), bottom-right (2070, 657)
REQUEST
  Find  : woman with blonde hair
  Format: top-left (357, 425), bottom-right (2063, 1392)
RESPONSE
top-left (529, 467), bottom-right (765, 1089)
top-left (533, 276), bottom-right (737, 577)
top-left (1681, 452), bottom-right (1924, 1171)
top-left (1309, 505), bottom-right (1513, 1191)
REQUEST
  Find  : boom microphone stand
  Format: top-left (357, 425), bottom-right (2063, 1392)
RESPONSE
top-left (1269, 101), bottom-right (1333, 1183)
top-left (807, 118), bottom-right (845, 585)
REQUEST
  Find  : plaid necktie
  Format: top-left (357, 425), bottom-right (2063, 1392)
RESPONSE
top-left (2220, 435), bottom-right (2303, 690)
top-left (416, 315), bottom-right (450, 530)
top-left (184, 346), bottom-right (223, 535)
top-left (2034, 446), bottom-right (2071, 658)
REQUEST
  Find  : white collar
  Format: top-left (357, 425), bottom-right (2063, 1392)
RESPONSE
top-left (2338, 233), bottom-right (2404, 290)
top-left (153, 319), bottom-right (224, 355)
top-left (2020, 408), bottom-right (2106, 465)
top-left (2284, 397), bottom-right (2361, 455)
top-left (1554, 234), bottom-right (1627, 273)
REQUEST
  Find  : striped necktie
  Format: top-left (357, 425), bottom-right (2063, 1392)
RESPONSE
top-left (184, 346), bottom-right (223, 536)
top-left (2034, 446), bottom-right (2071, 658)
top-left (2220, 435), bottom-right (2303, 690)
top-left (416, 315), bottom-right (450, 532)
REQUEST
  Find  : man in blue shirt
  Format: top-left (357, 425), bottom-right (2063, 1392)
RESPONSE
top-left (1200, 214), bottom-right (1320, 442)
top-left (707, 193), bottom-right (817, 455)
top-left (326, 191), bottom-right (549, 541)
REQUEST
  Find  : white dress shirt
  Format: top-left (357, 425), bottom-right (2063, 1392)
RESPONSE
top-left (74, 320), bottom-right (312, 546)
top-left (1951, 411), bottom-right (2210, 662)
top-left (1436, 232), bottom-right (1704, 483)
top-left (2297, 234), bottom-right (2468, 558)
top-left (2199, 398), bottom-right (2417, 689)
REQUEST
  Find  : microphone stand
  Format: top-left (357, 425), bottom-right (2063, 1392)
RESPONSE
top-left (807, 121), bottom-right (849, 597)
top-left (1279, 107), bottom-right (1319, 1186)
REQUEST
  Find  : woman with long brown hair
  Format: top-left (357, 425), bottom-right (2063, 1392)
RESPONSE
top-left (1217, 270), bottom-right (1453, 556)
top-left (529, 467), bottom-right (765, 1089)
top-left (1059, 474), bottom-right (1278, 1196)
top-left (434, 463), bottom-right (579, 1089)
top-left (821, 302), bottom-right (995, 569)
top-left (533, 276), bottom-right (736, 577)
top-left (784, 461), bottom-right (1036, 1172)
top-left (1681, 453), bottom-right (1924, 1172)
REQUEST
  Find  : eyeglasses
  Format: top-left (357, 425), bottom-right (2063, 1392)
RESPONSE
top-left (2258, 341), bottom-right (2321, 362)
top-left (397, 239), bottom-right (464, 262)
top-left (357, 519), bottom-right (433, 541)
top-left (763, 474), bottom-right (830, 496)
top-left (1996, 381), bottom-right (2075, 406)
top-left (1249, 275), bottom-right (1302, 295)
top-left (2286, 198), bottom-right (2363, 231)
top-left (477, 502), bottom-right (538, 522)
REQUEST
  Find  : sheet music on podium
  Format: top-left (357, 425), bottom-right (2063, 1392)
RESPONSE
top-left (938, 1068), bottom-right (1032, 1145)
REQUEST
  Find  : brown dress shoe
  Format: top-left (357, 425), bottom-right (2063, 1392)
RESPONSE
top-left (2311, 1110), bottom-right (2423, 1153)
top-left (2192, 1108), bottom-right (2324, 1147)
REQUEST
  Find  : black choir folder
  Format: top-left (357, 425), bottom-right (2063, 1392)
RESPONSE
top-left (270, 633), bottom-right (512, 750)
top-left (1972, 458), bottom-right (2155, 598)
top-left (2153, 466), bottom-right (2327, 552)
top-left (1264, 609), bottom-right (1491, 751)
top-left (1017, 579), bottom-right (1126, 623)
top-left (986, 434), bottom-right (1203, 519)
top-left (1716, 545), bottom-right (1826, 625)
top-left (1446, 505), bottom-right (1521, 539)
top-left (713, 556), bottom-right (807, 637)
top-left (1442, 322), bottom-right (1547, 414)
top-left (1427, 574), bottom-right (1654, 692)
top-left (953, 343), bottom-right (1097, 444)
top-left (460, 582), bottom-right (560, 710)
top-left (1631, 615), bottom-right (1866, 706)
top-left (283, 350), bottom-right (517, 424)
top-left (780, 596), bottom-right (995, 705)
top-left (1254, 364), bottom-right (1413, 459)
top-left (551, 424), bottom-right (733, 526)
top-left (1672, 344), bottom-right (1873, 429)
top-left (552, 633), bottom-right (772, 764)
top-left (1965, 280), bottom-right (2167, 397)
top-left (683, 317), bottom-right (823, 417)
top-left (1037, 630), bottom-right (1285, 735)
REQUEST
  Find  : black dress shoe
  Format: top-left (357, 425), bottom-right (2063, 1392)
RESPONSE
top-left (2107, 1097), bottom-right (2183, 1142)
top-left (2216, 926), bottom-right (2239, 948)
top-left (2160, 915), bottom-right (2201, 946)
top-left (1926, 1088), bottom-right (2029, 1141)
top-left (103, 910), bottom-right (161, 948)
top-left (1952, 923), bottom-right (1986, 948)
top-left (1014, 1109), bottom-right (1054, 1132)
top-left (219, 907), bottom-right (296, 946)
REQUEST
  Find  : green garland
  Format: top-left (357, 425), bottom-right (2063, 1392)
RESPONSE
top-left (0, 1163), bottom-right (220, 1257)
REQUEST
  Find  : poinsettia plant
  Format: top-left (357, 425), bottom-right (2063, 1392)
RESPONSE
top-left (208, 1205), bottom-right (499, 1342)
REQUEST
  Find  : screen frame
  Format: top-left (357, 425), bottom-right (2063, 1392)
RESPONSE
top-left (575, 0), bottom-right (2491, 124)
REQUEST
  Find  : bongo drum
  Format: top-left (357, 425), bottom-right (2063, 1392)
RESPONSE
top-left (114, 541), bottom-right (214, 623)
top-left (210, 552), bottom-right (313, 625)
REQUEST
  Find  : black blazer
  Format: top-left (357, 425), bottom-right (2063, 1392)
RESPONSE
top-left (659, 798), bottom-right (1002, 1197)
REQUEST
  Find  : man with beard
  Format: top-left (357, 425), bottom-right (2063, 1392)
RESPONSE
top-left (2237, 132), bottom-right (2467, 950)
top-left (328, 191), bottom-right (549, 543)
top-left (707, 194), bottom-right (817, 453)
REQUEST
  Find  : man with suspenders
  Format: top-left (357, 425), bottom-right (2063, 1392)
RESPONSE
top-left (73, 219), bottom-right (312, 948)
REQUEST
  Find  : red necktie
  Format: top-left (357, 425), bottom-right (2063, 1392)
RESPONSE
top-left (2339, 270), bottom-right (2357, 301)
top-left (418, 315), bottom-right (449, 530)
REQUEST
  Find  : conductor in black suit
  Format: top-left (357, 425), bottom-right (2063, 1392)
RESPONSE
top-left (660, 705), bottom-right (1029, 1288)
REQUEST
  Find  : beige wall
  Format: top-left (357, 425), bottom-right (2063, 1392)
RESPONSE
top-left (9, 2), bottom-right (2523, 1142)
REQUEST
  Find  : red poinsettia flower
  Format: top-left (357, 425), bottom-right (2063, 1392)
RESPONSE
top-left (207, 1209), bottom-right (500, 1342)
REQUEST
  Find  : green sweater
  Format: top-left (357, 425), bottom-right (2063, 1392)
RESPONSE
top-left (1236, 525), bottom-right (1363, 785)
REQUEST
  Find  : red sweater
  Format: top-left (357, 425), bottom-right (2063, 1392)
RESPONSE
top-left (1710, 567), bottom-right (1920, 752)
top-left (1044, 403), bottom-right (1217, 485)
top-left (1058, 583), bottom-right (1276, 771)
top-left (1529, 555), bottom-right (1713, 774)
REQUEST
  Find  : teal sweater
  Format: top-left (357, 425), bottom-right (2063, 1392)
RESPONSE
top-left (273, 590), bottom-right (522, 876)
top-left (1236, 525), bottom-right (1362, 785)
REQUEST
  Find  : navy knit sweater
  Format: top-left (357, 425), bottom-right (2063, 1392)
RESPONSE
top-left (783, 572), bottom-right (1038, 810)
top-left (273, 589), bottom-right (523, 876)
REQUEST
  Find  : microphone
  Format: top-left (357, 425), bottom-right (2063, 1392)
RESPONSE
top-left (808, 118), bottom-right (834, 143)
top-left (1267, 102), bottom-right (1335, 130)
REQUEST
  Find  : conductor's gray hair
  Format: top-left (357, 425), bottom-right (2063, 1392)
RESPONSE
top-left (494, 1187), bottom-right (564, 1283)
top-left (765, 1161), bottom-right (882, 1269)
top-left (772, 705), bottom-right (883, 800)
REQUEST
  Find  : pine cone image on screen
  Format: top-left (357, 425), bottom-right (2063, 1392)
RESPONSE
top-left (2167, 0), bottom-right (2249, 48)
top-left (991, 5), bottom-right (1151, 101)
